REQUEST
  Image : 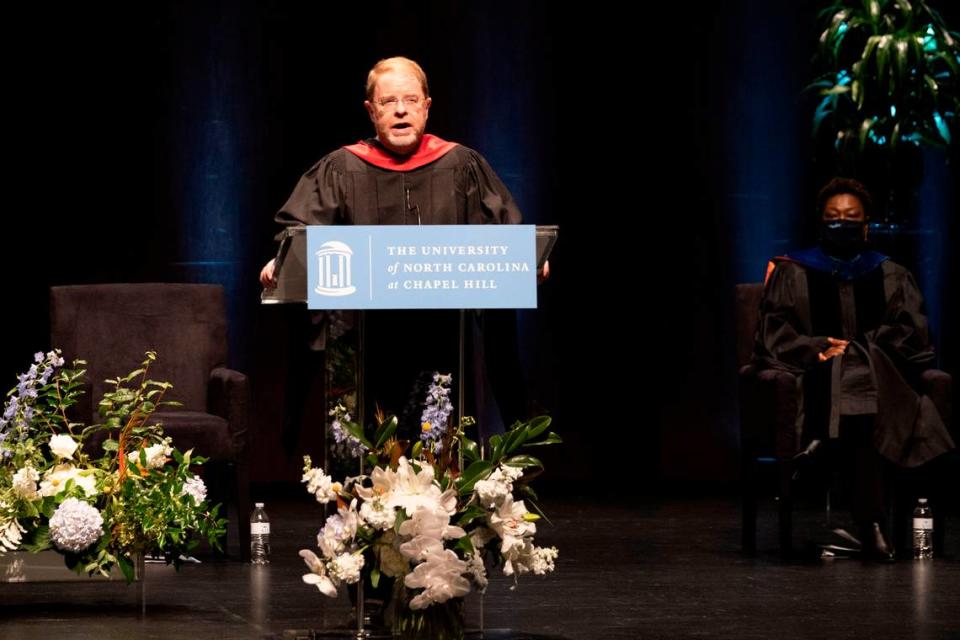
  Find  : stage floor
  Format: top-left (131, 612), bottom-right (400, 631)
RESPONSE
top-left (1, 496), bottom-right (957, 639)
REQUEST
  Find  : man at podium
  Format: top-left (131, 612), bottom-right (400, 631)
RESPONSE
top-left (260, 56), bottom-right (531, 449)
top-left (258, 57), bottom-right (522, 233)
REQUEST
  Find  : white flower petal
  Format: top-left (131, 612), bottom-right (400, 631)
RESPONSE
top-left (49, 435), bottom-right (79, 459)
top-left (302, 573), bottom-right (338, 597)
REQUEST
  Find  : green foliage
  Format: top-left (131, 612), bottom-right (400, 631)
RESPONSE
top-left (0, 350), bottom-right (226, 580)
top-left (810, 0), bottom-right (960, 156)
top-left (299, 372), bottom-right (561, 612)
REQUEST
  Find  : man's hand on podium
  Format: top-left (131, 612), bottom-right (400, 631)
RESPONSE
top-left (260, 258), bottom-right (278, 288)
top-left (538, 260), bottom-right (550, 285)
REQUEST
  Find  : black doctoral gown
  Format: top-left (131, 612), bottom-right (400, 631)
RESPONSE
top-left (753, 251), bottom-right (954, 467)
top-left (275, 138), bottom-right (526, 443)
top-left (276, 142), bottom-right (521, 227)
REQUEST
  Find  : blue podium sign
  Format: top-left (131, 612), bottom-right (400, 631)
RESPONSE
top-left (306, 225), bottom-right (536, 309)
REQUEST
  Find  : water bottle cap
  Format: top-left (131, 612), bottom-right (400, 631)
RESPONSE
top-left (255, 502), bottom-right (264, 508)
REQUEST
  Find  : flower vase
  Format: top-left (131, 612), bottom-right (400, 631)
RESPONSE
top-left (347, 569), bottom-right (395, 635)
top-left (392, 584), bottom-right (465, 640)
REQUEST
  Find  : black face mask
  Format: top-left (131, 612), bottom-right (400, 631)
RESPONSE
top-left (821, 220), bottom-right (866, 259)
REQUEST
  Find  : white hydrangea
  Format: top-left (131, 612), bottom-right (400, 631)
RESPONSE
top-left (302, 467), bottom-right (340, 504)
top-left (329, 552), bottom-right (364, 584)
top-left (49, 498), bottom-right (104, 553)
top-left (180, 475), bottom-right (207, 504)
top-left (12, 466), bottom-right (40, 500)
top-left (316, 502), bottom-right (360, 559)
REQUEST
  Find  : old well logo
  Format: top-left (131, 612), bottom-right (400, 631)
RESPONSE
top-left (314, 240), bottom-right (356, 296)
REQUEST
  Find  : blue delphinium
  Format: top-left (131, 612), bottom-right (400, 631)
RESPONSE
top-left (420, 373), bottom-right (453, 454)
top-left (1, 350), bottom-right (65, 459)
top-left (329, 401), bottom-right (367, 458)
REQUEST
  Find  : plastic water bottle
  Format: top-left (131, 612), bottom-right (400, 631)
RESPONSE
top-left (912, 498), bottom-right (933, 559)
top-left (250, 502), bottom-right (271, 564)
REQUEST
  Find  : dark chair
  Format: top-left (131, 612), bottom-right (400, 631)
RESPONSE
top-left (50, 283), bottom-right (251, 559)
top-left (736, 282), bottom-right (954, 557)
top-left (736, 283), bottom-right (799, 557)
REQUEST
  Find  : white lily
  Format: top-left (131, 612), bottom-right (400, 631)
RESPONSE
top-left (384, 457), bottom-right (445, 514)
top-left (489, 495), bottom-right (536, 555)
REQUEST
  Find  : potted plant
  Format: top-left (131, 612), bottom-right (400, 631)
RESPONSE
top-left (809, 0), bottom-right (960, 224)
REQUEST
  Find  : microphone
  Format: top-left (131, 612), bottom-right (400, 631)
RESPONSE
top-left (406, 188), bottom-right (421, 225)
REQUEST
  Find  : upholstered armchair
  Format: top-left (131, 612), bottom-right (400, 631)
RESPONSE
top-left (50, 283), bottom-right (250, 558)
top-left (736, 282), bottom-right (954, 557)
top-left (736, 283), bottom-right (799, 556)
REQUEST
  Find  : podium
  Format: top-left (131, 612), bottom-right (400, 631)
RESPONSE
top-left (260, 225), bottom-right (557, 306)
top-left (262, 224), bottom-right (556, 636)
top-left (260, 223), bottom-right (557, 465)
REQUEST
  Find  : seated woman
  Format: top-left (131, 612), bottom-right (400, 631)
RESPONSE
top-left (752, 177), bottom-right (954, 561)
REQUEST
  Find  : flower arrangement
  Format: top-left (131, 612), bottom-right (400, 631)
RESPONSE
top-left (0, 350), bottom-right (226, 580)
top-left (300, 373), bottom-right (560, 637)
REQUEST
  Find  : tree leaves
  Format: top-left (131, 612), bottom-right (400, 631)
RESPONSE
top-left (811, 0), bottom-right (960, 155)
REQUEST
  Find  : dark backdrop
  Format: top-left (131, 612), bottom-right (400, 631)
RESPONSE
top-left (2, 1), bottom-right (956, 497)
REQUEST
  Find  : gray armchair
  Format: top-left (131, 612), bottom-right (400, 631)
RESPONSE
top-left (737, 282), bottom-right (954, 557)
top-left (50, 283), bottom-right (250, 559)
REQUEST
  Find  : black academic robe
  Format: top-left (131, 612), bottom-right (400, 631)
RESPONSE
top-left (275, 141), bottom-right (526, 442)
top-left (276, 143), bottom-right (522, 227)
top-left (753, 256), bottom-right (954, 467)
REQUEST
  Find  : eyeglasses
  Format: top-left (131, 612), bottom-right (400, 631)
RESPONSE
top-left (376, 96), bottom-right (424, 109)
